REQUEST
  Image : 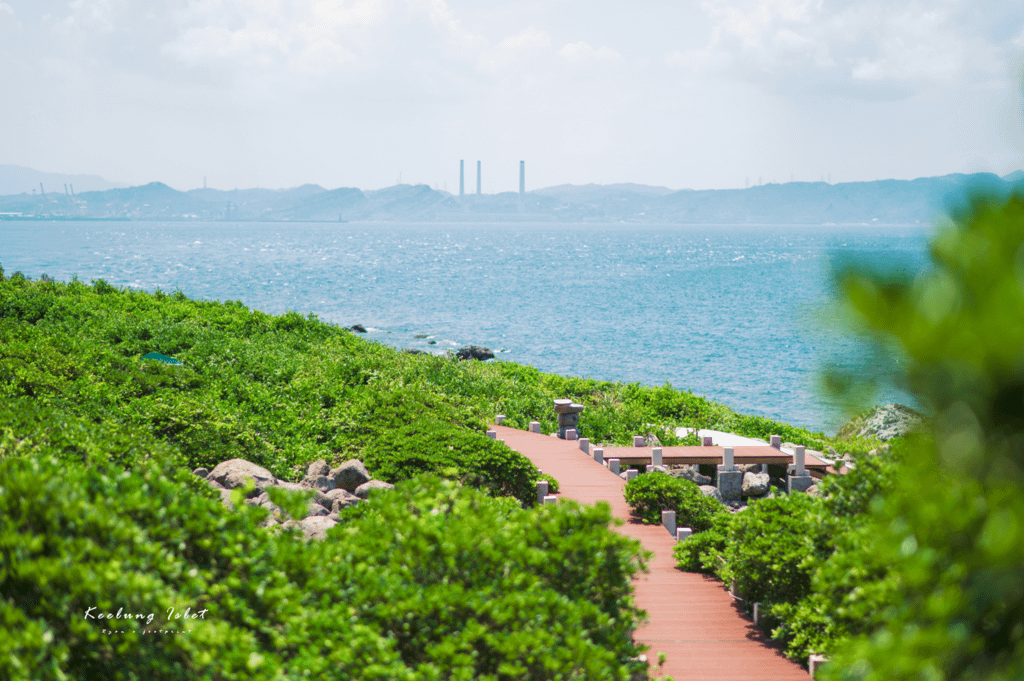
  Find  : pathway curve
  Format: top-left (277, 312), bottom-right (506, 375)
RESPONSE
top-left (491, 424), bottom-right (809, 680)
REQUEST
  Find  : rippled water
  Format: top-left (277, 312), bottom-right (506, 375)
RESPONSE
top-left (1, 220), bottom-right (931, 433)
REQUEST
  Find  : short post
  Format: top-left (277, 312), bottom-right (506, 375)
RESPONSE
top-left (529, 421), bottom-right (541, 434)
top-left (609, 459), bottom-right (620, 475)
top-left (593, 447), bottom-right (604, 464)
top-left (702, 435), bottom-right (713, 446)
top-left (578, 437), bottom-right (590, 454)
top-left (543, 495), bottom-right (558, 505)
top-left (495, 414), bottom-right (505, 425)
top-left (662, 510), bottom-right (676, 537)
top-left (565, 428), bottom-right (578, 441)
top-left (770, 434), bottom-right (781, 449)
top-left (625, 469), bottom-right (638, 481)
top-left (753, 602), bottom-right (762, 626)
top-left (633, 435), bottom-right (644, 447)
top-left (717, 447), bottom-right (743, 502)
top-left (536, 480), bottom-right (548, 504)
top-left (809, 655), bottom-right (828, 679)
top-left (652, 446), bottom-right (662, 466)
top-left (676, 527), bottom-right (693, 541)
top-left (788, 445), bottom-right (814, 493)
top-left (485, 430), bottom-right (496, 439)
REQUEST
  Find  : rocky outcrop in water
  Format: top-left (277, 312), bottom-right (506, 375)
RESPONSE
top-left (455, 345), bottom-right (495, 361)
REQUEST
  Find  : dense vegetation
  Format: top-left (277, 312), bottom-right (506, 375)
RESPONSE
top-left (622, 472), bottom-right (724, 531)
top-left (0, 399), bottom-right (648, 679)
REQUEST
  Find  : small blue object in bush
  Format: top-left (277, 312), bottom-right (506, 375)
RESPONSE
top-left (142, 352), bottom-right (183, 365)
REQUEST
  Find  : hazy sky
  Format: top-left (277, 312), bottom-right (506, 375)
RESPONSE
top-left (2, 0), bottom-right (1023, 192)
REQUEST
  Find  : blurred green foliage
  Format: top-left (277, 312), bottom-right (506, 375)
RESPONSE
top-left (814, 192), bottom-right (1024, 679)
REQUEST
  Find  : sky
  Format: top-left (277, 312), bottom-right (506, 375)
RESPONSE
top-left (1, 0), bottom-right (1023, 192)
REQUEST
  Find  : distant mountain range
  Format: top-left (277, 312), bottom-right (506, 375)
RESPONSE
top-left (0, 164), bottom-right (127, 196)
top-left (2, 169), bottom-right (1022, 225)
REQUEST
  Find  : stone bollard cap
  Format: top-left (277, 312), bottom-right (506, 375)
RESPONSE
top-left (553, 399), bottom-right (585, 414)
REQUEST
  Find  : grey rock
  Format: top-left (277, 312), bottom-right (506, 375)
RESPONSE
top-left (671, 465), bottom-right (712, 486)
top-left (717, 469), bottom-right (744, 502)
top-left (699, 485), bottom-right (724, 503)
top-left (455, 345), bottom-right (494, 361)
top-left (742, 472), bottom-right (770, 497)
top-left (325, 488), bottom-right (361, 511)
top-left (736, 464), bottom-right (762, 474)
top-left (331, 459), bottom-right (372, 492)
top-left (216, 487), bottom-right (235, 508)
top-left (298, 516), bottom-right (338, 540)
top-left (209, 459), bottom-right (277, 498)
top-left (306, 459), bottom-right (331, 478)
top-left (646, 465), bottom-right (670, 475)
top-left (192, 467), bottom-right (209, 479)
top-left (301, 475), bottom-right (335, 493)
top-left (553, 399), bottom-right (585, 415)
top-left (350, 324), bottom-right (367, 333)
top-left (837, 403), bottom-right (928, 442)
top-left (806, 484), bottom-right (823, 498)
top-left (643, 434), bottom-right (661, 447)
top-left (304, 502), bottom-right (330, 518)
top-left (355, 479), bottom-right (395, 499)
top-left (207, 478), bottom-right (226, 490)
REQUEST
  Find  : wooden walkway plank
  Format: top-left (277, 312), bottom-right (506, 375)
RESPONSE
top-left (492, 425), bottom-right (809, 680)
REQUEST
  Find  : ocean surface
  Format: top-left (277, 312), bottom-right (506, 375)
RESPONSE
top-left (1, 220), bottom-right (932, 434)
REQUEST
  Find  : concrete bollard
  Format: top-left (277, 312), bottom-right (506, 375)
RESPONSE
top-left (652, 446), bottom-right (663, 466)
top-left (609, 459), bottom-right (620, 475)
top-left (795, 445), bottom-right (806, 476)
top-left (770, 434), bottom-right (781, 449)
top-left (485, 430), bottom-right (496, 439)
top-left (565, 428), bottom-right (578, 441)
top-left (676, 527), bottom-right (693, 541)
top-left (809, 655), bottom-right (828, 679)
top-left (702, 435), bottom-right (713, 446)
top-left (717, 447), bottom-right (743, 501)
top-left (753, 602), bottom-right (762, 626)
top-left (788, 445), bottom-right (814, 493)
top-left (625, 469), bottom-right (638, 481)
top-left (529, 421), bottom-right (541, 434)
top-left (543, 495), bottom-right (558, 505)
top-left (633, 435), bottom-right (645, 447)
top-left (722, 446), bottom-right (735, 471)
top-left (662, 510), bottom-right (676, 537)
top-left (578, 438), bottom-right (590, 454)
top-left (593, 447), bottom-right (604, 464)
top-left (536, 480), bottom-right (548, 504)
top-left (495, 414), bottom-right (505, 425)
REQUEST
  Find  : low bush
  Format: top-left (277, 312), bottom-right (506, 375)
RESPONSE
top-left (361, 419), bottom-right (539, 505)
top-left (673, 511), bottom-right (733, 575)
top-left (623, 472), bottom-right (724, 531)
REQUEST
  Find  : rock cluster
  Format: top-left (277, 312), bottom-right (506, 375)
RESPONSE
top-left (196, 457), bottom-right (394, 540)
top-left (455, 345), bottom-right (495, 361)
top-left (837, 403), bottom-right (928, 442)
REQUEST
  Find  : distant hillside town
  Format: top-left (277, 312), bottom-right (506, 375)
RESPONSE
top-left (1, 163), bottom-right (1022, 225)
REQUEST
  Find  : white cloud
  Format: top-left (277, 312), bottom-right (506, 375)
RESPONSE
top-left (476, 26), bottom-right (551, 77)
top-left (558, 40), bottom-right (621, 63)
top-left (669, 0), bottom-right (1013, 97)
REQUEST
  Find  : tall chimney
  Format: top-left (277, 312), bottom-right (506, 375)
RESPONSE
top-left (459, 160), bottom-right (464, 197)
top-left (476, 161), bottom-right (481, 195)
top-left (519, 161), bottom-right (525, 195)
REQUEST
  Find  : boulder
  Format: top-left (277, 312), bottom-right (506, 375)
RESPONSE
top-left (306, 459), bottom-right (330, 478)
top-left (455, 345), bottom-right (494, 361)
top-left (355, 480), bottom-right (395, 499)
top-left (736, 464), bottom-right (762, 474)
top-left (350, 324), bottom-right (367, 333)
top-left (325, 488), bottom-right (361, 511)
top-left (699, 485), bottom-right (724, 503)
top-left (671, 465), bottom-right (711, 486)
top-left (209, 459), bottom-right (277, 498)
top-left (331, 459), bottom-right (371, 492)
top-left (646, 465), bottom-right (670, 475)
top-left (304, 502), bottom-right (330, 518)
top-left (806, 484), bottom-right (823, 498)
top-left (742, 472), bottom-right (770, 497)
top-left (207, 478), bottom-right (226, 490)
top-left (298, 516), bottom-right (337, 540)
top-left (192, 467), bottom-right (209, 479)
top-left (301, 475), bottom-right (335, 493)
top-left (643, 434), bottom-right (661, 447)
top-left (837, 404), bottom-right (928, 442)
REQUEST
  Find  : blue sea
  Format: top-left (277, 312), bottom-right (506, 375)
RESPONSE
top-left (1, 220), bottom-right (931, 434)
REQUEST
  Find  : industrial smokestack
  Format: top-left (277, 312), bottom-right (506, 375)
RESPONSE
top-left (459, 160), bottom-right (464, 197)
top-left (519, 161), bottom-right (525, 195)
top-left (476, 161), bottom-right (481, 195)
top-left (39, 183), bottom-right (45, 196)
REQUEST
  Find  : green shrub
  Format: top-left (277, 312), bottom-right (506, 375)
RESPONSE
top-left (674, 511), bottom-right (733, 575)
top-left (722, 493), bottom-right (833, 606)
top-left (362, 419), bottom-right (539, 505)
top-left (538, 473), bottom-right (560, 494)
top-left (623, 471), bottom-right (724, 530)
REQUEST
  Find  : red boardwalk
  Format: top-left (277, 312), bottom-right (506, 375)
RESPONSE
top-left (492, 425), bottom-right (809, 680)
